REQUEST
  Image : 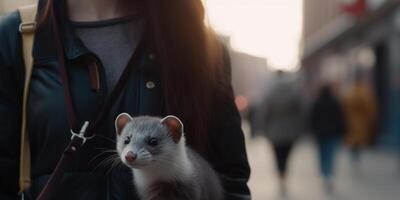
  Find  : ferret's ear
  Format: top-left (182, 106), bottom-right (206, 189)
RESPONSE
top-left (161, 115), bottom-right (184, 143)
top-left (115, 113), bottom-right (133, 136)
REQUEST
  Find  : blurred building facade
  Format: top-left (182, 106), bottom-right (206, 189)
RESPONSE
top-left (301, 0), bottom-right (400, 147)
top-left (229, 50), bottom-right (269, 103)
top-left (219, 35), bottom-right (270, 106)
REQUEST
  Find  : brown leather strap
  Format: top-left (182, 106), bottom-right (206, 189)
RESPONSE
top-left (50, 9), bottom-right (79, 131)
top-left (36, 8), bottom-right (144, 200)
top-left (88, 59), bottom-right (100, 91)
top-left (18, 4), bottom-right (37, 194)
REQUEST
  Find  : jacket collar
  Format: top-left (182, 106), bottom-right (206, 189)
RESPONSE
top-left (32, 0), bottom-right (152, 63)
top-left (33, 0), bottom-right (92, 61)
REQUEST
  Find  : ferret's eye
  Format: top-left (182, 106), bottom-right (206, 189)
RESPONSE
top-left (147, 138), bottom-right (158, 146)
top-left (124, 136), bottom-right (131, 145)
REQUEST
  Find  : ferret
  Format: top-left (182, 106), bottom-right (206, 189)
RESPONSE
top-left (115, 114), bottom-right (224, 200)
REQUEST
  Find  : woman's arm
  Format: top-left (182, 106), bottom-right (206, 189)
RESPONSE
top-left (207, 47), bottom-right (251, 200)
top-left (0, 11), bottom-right (24, 198)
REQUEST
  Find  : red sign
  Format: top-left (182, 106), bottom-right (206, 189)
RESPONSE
top-left (341, 0), bottom-right (367, 17)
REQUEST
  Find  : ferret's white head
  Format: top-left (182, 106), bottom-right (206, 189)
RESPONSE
top-left (115, 114), bottom-right (184, 169)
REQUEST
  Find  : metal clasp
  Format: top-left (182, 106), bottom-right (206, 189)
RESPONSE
top-left (19, 22), bottom-right (37, 33)
top-left (70, 121), bottom-right (94, 145)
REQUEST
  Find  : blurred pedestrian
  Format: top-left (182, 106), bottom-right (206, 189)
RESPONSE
top-left (310, 84), bottom-right (346, 194)
top-left (261, 71), bottom-right (306, 197)
top-left (343, 71), bottom-right (378, 165)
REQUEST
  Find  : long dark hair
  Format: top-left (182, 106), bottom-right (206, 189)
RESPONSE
top-left (38, 0), bottom-right (225, 152)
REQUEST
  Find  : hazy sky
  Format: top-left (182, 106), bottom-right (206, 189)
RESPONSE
top-left (203, 0), bottom-right (303, 71)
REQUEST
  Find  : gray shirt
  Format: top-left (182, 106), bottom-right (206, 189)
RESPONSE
top-left (72, 16), bottom-right (145, 93)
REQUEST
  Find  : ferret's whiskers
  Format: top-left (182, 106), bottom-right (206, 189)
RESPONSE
top-left (105, 156), bottom-right (124, 176)
top-left (91, 154), bottom-right (120, 174)
top-left (89, 148), bottom-right (118, 164)
top-left (95, 135), bottom-right (117, 144)
top-left (95, 147), bottom-right (118, 152)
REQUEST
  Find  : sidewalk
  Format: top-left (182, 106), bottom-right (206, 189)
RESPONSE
top-left (245, 129), bottom-right (400, 200)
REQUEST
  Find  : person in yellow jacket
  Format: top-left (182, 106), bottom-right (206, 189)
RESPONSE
top-left (343, 72), bottom-right (378, 163)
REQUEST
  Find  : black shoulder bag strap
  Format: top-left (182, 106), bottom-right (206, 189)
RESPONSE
top-left (36, 10), bottom-right (145, 200)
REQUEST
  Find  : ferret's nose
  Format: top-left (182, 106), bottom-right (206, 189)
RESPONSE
top-left (125, 151), bottom-right (137, 163)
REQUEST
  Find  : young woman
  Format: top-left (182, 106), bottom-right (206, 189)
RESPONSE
top-left (0, 0), bottom-right (251, 199)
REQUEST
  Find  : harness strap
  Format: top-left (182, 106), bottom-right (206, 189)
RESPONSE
top-left (18, 4), bottom-right (37, 195)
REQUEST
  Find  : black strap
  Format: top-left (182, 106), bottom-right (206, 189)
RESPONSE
top-left (36, 11), bottom-right (144, 200)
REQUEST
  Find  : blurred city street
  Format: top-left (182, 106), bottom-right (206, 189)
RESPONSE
top-left (245, 121), bottom-right (400, 200)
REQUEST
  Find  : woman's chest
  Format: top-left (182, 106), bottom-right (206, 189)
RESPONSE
top-left (28, 56), bottom-right (165, 122)
top-left (26, 57), bottom-right (165, 165)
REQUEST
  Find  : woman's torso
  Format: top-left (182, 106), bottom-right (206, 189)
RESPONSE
top-left (26, 14), bottom-right (165, 199)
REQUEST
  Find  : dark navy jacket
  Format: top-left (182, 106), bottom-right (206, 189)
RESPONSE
top-left (0, 2), bottom-right (251, 200)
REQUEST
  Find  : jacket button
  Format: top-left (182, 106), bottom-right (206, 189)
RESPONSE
top-left (149, 54), bottom-right (155, 60)
top-left (146, 81), bottom-right (155, 89)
